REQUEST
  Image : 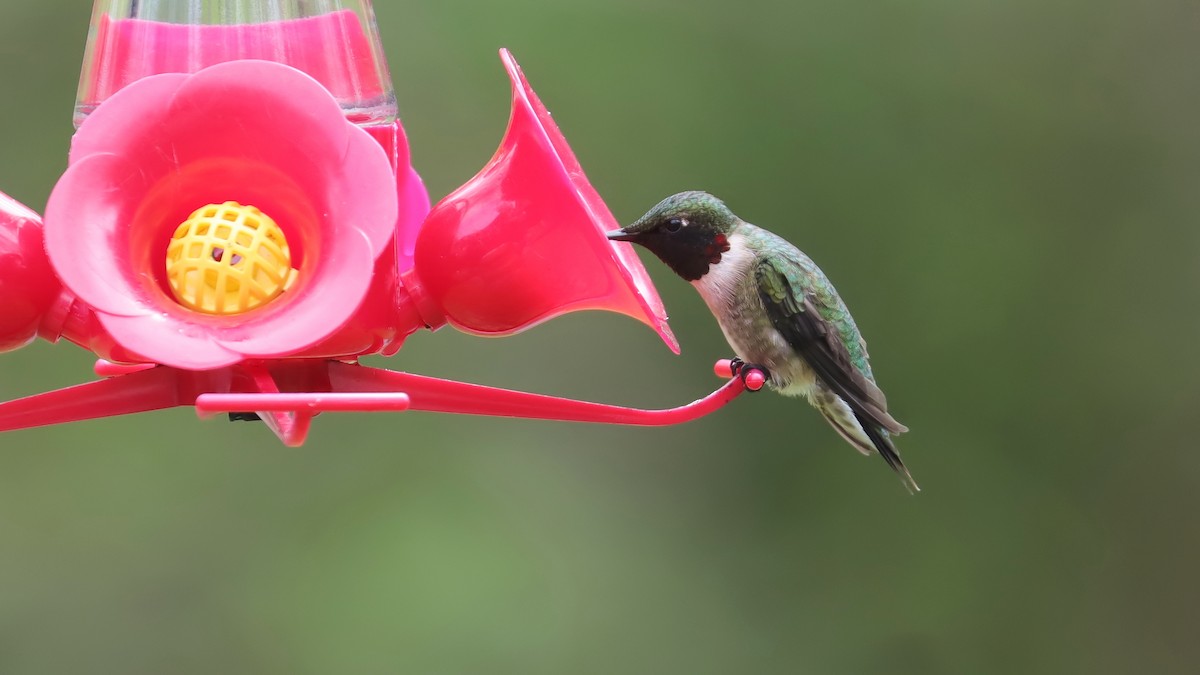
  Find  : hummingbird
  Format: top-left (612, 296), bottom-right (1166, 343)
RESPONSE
top-left (607, 191), bottom-right (917, 492)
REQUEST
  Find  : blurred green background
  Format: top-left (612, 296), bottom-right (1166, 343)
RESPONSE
top-left (1, 1), bottom-right (1197, 673)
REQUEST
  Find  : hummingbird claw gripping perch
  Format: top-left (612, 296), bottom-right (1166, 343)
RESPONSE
top-left (741, 366), bottom-right (768, 391)
top-left (714, 358), bottom-right (766, 391)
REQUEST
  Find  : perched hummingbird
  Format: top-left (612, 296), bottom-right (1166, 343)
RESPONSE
top-left (607, 191), bottom-right (917, 492)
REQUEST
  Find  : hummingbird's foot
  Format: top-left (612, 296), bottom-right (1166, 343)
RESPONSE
top-left (228, 412), bottom-right (262, 422)
top-left (736, 361), bottom-right (769, 392)
top-left (716, 358), bottom-right (767, 390)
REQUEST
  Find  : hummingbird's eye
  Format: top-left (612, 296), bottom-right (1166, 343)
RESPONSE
top-left (665, 217), bottom-right (687, 233)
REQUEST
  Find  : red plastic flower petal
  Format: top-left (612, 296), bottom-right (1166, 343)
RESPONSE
top-left (44, 60), bottom-right (398, 369)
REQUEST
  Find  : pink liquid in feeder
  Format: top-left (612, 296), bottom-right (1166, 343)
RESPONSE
top-left (77, 9), bottom-right (393, 125)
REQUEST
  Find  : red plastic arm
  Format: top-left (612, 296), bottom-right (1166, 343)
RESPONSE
top-left (0, 366), bottom-right (185, 432)
top-left (0, 360), bottom-right (762, 444)
top-left (323, 361), bottom-right (759, 426)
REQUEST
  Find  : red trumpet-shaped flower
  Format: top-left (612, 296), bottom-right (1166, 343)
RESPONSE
top-left (44, 60), bottom-right (399, 370)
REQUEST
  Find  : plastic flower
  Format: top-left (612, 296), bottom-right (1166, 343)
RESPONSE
top-left (44, 60), bottom-right (398, 370)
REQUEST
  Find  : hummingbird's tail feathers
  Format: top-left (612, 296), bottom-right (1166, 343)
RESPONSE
top-left (816, 395), bottom-right (919, 492)
top-left (859, 416), bottom-right (920, 494)
top-left (817, 400), bottom-right (873, 456)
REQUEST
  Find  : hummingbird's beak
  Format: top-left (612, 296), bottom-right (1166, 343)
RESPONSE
top-left (606, 229), bottom-right (638, 242)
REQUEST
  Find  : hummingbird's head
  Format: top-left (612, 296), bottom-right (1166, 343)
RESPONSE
top-left (606, 191), bottom-right (738, 281)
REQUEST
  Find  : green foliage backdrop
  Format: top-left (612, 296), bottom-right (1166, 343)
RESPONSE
top-left (0, 1), bottom-right (1196, 673)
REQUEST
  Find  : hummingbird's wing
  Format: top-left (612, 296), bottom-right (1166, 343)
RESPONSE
top-left (754, 258), bottom-right (905, 436)
top-left (756, 257), bottom-right (917, 489)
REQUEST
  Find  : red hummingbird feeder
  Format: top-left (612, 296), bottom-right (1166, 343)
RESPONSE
top-left (0, 0), bottom-right (764, 446)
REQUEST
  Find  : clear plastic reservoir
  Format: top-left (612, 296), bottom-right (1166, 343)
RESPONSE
top-left (75, 0), bottom-right (396, 127)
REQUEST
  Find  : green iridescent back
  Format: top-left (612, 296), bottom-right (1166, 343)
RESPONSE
top-left (740, 225), bottom-right (876, 382)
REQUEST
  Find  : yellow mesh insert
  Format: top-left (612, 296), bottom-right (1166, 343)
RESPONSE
top-left (165, 202), bottom-right (297, 315)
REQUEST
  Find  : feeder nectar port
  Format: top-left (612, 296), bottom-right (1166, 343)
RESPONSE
top-left (165, 201), bottom-right (298, 314)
